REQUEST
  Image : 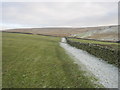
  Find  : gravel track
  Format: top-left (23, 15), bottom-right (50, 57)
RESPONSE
top-left (60, 38), bottom-right (118, 88)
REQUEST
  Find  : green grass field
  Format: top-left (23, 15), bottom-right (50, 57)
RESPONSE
top-left (2, 32), bottom-right (101, 88)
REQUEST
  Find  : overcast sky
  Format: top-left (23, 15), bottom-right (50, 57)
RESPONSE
top-left (1, 1), bottom-right (118, 30)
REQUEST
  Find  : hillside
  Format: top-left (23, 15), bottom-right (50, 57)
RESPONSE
top-left (4, 25), bottom-right (119, 41)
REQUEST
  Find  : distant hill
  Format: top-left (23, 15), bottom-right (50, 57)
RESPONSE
top-left (71, 25), bottom-right (118, 41)
top-left (3, 25), bottom-right (119, 41)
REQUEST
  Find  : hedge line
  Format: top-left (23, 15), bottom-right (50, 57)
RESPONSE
top-left (66, 38), bottom-right (119, 67)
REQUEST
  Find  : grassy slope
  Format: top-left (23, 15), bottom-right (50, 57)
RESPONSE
top-left (2, 32), bottom-right (101, 88)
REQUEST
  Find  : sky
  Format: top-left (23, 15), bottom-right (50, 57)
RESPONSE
top-left (0, 1), bottom-right (118, 30)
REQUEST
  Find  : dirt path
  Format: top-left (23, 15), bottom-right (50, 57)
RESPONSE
top-left (60, 38), bottom-right (118, 88)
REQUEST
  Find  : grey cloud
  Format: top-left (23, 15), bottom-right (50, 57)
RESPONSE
top-left (1, 2), bottom-right (118, 29)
